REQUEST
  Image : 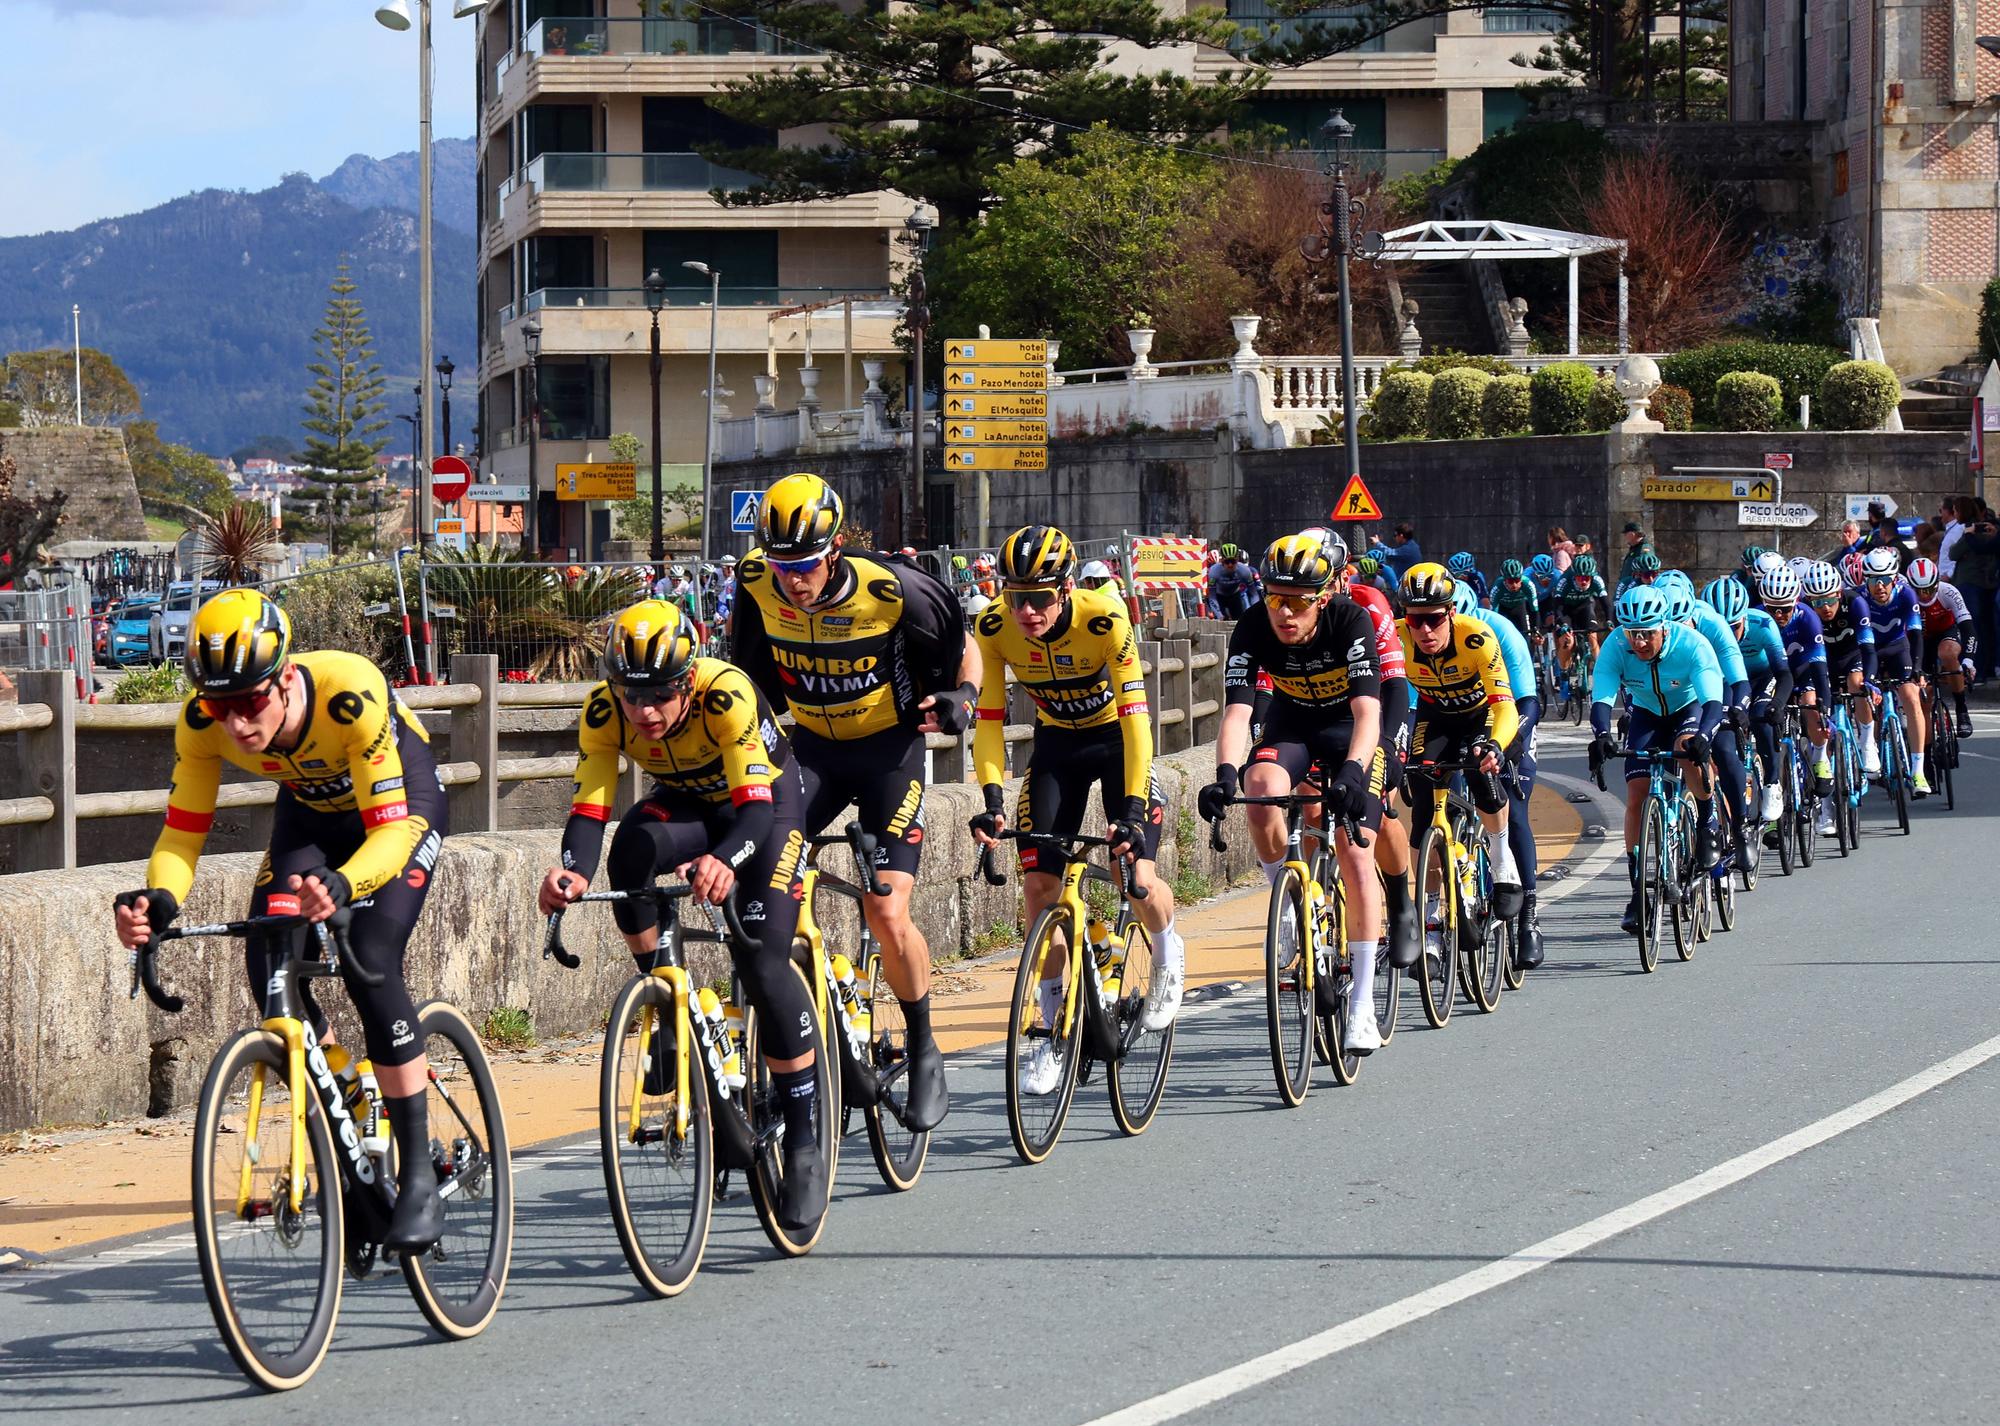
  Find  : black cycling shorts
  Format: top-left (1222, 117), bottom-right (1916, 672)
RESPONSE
top-left (1828, 646), bottom-right (1868, 680)
top-left (1406, 710), bottom-right (1507, 815)
top-left (793, 725), bottom-right (926, 878)
top-left (1247, 703), bottom-right (1387, 835)
top-left (1015, 724), bottom-right (1165, 877)
top-left (605, 765), bottom-right (817, 1061)
top-left (1624, 703), bottom-right (1702, 783)
top-left (1874, 638), bottom-right (1913, 684)
top-left (246, 728), bottom-right (448, 1069)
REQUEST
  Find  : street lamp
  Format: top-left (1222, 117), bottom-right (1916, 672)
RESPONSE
top-left (436, 354), bottom-right (455, 460)
top-left (683, 260), bottom-right (721, 578)
top-left (902, 204), bottom-right (936, 548)
top-left (644, 267), bottom-right (668, 579)
top-left (523, 320), bottom-right (542, 555)
top-left (1300, 110), bottom-right (1383, 511)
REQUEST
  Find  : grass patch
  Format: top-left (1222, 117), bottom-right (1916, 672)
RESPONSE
top-left (1170, 867), bottom-right (1218, 905)
top-left (972, 919), bottom-right (1022, 955)
top-left (143, 515), bottom-right (187, 542)
top-left (480, 1006), bottom-right (536, 1050)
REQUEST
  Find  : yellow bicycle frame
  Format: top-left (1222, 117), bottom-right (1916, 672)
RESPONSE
top-left (1019, 862), bottom-right (1093, 1041)
top-left (634, 965), bottom-right (695, 1142)
top-left (237, 1017), bottom-right (316, 1215)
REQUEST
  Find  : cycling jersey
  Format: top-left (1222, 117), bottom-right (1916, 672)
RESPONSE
top-left (1400, 614), bottom-right (1519, 750)
top-left (973, 587), bottom-right (1152, 804)
top-left (1736, 608), bottom-right (1788, 683)
top-left (1457, 568), bottom-right (1490, 604)
top-left (1469, 608), bottom-right (1535, 712)
top-left (1862, 581), bottom-right (1922, 651)
top-left (731, 550), bottom-right (964, 741)
top-left (1346, 582), bottom-right (1406, 682)
top-left (1686, 602), bottom-right (1749, 690)
top-left (148, 650), bottom-right (434, 904)
top-left (1559, 573), bottom-right (1612, 631)
top-left (1918, 581), bottom-right (1974, 643)
top-left (1491, 579), bottom-right (1539, 638)
top-left (1225, 596), bottom-right (1382, 717)
top-left (1208, 561), bottom-right (1262, 619)
top-left (1589, 623), bottom-right (1723, 719)
top-left (1819, 595), bottom-right (1876, 678)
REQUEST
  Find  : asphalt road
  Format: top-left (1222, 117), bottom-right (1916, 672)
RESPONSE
top-left (5, 720), bottom-right (1999, 1423)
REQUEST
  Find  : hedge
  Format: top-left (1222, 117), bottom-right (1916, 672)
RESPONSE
top-left (1428, 367), bottom-right (1493, 439)
top-left (1587, 376), bottom-right (1626, 431)
top-left (1817, 360), bottom-right (1902, 430)
top-left (1401, 351), bottom-right (1517, 378)
top-left (1482, 374), bottom-right (1533, 436)
top-left (1982, 278), bottom-right (2000, 363)
top-left (1715, 370), bottom-right (1783, 430)
top-left (1529, 362), bottom-right (1598, 435)
top-left (1369, 369), bottom-right (1433, 440)
top-left (1649, 382), bottom-right (1693, 431)
top-left (1658, 341), bottom-right (1847, 424)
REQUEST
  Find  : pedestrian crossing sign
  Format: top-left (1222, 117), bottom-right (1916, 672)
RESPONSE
top-left (730, 490), bottom-right (762, 533)
top-left (1331, 472), bottom-right (1383, 521)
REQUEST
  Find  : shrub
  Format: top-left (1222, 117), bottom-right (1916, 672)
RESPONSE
top-left (1427, 367), bottom-right (1492, 439)
top-left (1368, 369), bottom-right (1433, 440)
top-left (1715, 370), bottom-right (1784, 430)
top-left (1659, 341), bottom-right (1847, 424)
top-left (1983, 278), bottom-right (2000, 363)
top-left (1402, 351), bottom-right (1516, 378)
top-left (1817, 360), bottom-right (1903, 430)
top-left (274, 555), bottom-right (407, 670)
top-left (1649, 382), bottom-right (1693, 431)
top-left (1587, 376), bottom-right (1626, 430)
top-left (1529, 362), bottom-right (1598, 435)
top-left (1482, 374), bottom-right (1533, 436)
top-left (112, 661), bottom-right (190, 704)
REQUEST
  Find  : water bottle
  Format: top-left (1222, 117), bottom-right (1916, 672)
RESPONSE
top-left (320, 1043), bottom-right (372, 1123)
top-left (695, 987), bottom-right (746, 1093)
top-left (828, 954), bottom-right (870, 1055)
top-left (1088, 920), bottom-right (1124, 1003)
top-left (356, 1061), bottom-right (387, 1159)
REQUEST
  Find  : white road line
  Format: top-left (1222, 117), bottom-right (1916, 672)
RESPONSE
top-left (1081, 1029), bottom-right (2000, 1426)
top-left (1530, 770), bottom-right (1621, 905)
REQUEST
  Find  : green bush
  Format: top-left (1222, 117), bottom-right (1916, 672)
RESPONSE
top-left (112, 661), bottom-right (191, 704)
top-left (1481, 375), bottom-right (1533, 436)
top-left (1368, 369), bottom-right (1433, 440)
top-left (1528, 362), bottom-right (1598, 435)
top-left (1715, 370), bottom-right (1784, 430)
top-left (1982, 278), bottom-right (2000, 363)
top-left (1402, 351), bottom-right (1516, 377)
top-left (1659, 341), bottom-right (1847, 424)
top-left (273, 555), bottom-right (408, 669)
top-left (1649, 382), bottom-right (1694, 431)
top-left (1427, 367), bottom-right (1492, 439)
top-left (1817, 360), bottom-right (1902, 429)
top-left (1587, 376), bottom-right (1626, 431)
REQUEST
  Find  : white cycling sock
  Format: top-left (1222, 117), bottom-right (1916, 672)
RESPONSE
top-left (1488, 829), bottom-right (1520, 886)
top-left (1038, 978), bottom-right (1063, 1029)
top-left (1260, 858), bottom-right (1285, 887)
top-left (1158, 921), bottom-right (1184, 972)
top-left (1348, 938), bottom-right (1376, 1015)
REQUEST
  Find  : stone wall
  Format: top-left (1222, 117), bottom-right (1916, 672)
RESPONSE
top-left (0, 426), bottom-right (147, 542)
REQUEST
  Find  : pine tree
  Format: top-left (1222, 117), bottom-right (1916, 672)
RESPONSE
top-left (299, 261), bottom-right (389, 556)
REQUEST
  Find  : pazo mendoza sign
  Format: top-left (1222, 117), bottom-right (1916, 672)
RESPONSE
top-left (1643, 475), bottom-right (1779, 502)
top-left (555, 463), bottom-right (637, 500)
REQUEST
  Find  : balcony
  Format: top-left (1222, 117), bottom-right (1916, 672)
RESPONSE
top-left (485, 286), bottom-right (906, 366)
top-left (534, 151), bottom-right (759, 194)
top-left (489, 15), bottom-right (822, 117)
top-left (522, 284), bottom-right (894, 312)
top-left (1252, 147), bottom-right (1449, 180)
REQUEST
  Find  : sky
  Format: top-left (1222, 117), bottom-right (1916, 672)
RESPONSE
top-left (0, 0), bottom-right (480, 238)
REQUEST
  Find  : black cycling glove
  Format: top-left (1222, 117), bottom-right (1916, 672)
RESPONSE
top-left (114, 887), bottom-right (180, 934)
top-left (1197, 764), bottom-right (1238, 822)
top-left (926, 680), bottom-right (979, 736)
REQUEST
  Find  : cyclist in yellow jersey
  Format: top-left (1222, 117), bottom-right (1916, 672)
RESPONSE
top-left (113, 590), bottom-right (449, 1251)
top-left (1396, 563), bottom-right (1525, 923)
top-left (728, 474), bottom-right (978, 1130)
top-left (537, 599), bottom-right (825, 1232)
top-left (968, 525), bottom-right (1183, 1098)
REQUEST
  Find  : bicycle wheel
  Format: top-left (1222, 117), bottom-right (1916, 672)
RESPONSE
top-left (1457, 843), bottom-right (1500, 1014)
top-left (1692, 866), bottom-right (1713, 945)
top-left (600, 974), bottom-right (713, 1297)
top-left (1263, 867), bottom-right (1314, 1106)
top-left (1477, 912), bottom-right (1510, 1010)
top-left (1938, 729), bottom-right (1957, 811)
top-left (1773, 746), bottom-right (1797, 876)
top-left (744, 964), bottom-right (837, 1255)
top-left (1714, 858), bottom-right (1736, 931)
top-left (399, 1002), bottom-right (512, 1339)
top-left (1323, 953), bottom-right (1361, 1087)
top-left (192, 1028), bottom-right (344, 1393)
top-left (1795, 765), bottom-right (1817, 870)
top-left (1829, 731), bottom-right (1854, 856)
top-left (1374, 911), bottom-right (1401, 1043)
top-left (861, 954), bottom-right (928, 1192)
top-left (1005, 907), bottom-right (1087, 1160)
top-left (1671, 798), bottom-right (1697, 961)
top-left (1635, 797), bottom-right (1663, 973)
top-left (1108, 915), bottom-right (1175, 1136)
top-left (1415, 824), bottom-right (1457, 1027)
top-left (1739, 745), bottom-right (1764, 892)
top-left (1885, 718), bottom-right (1910, 834)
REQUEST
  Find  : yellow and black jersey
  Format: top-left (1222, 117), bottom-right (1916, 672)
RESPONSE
top-left (147, 650), bottom-right (433, 902)
top-left (730, 550), bottom-right (964, 741)
top-left (1223, 597), bottom-right (1382, 714)
top-left (971, 587), bottom-right (1153, 800)
top-left (1399, 614), bottom-right (1519, 747)
top-left (569, 659), bottom-right (789, 819)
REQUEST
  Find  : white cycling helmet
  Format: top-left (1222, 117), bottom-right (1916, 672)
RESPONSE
top-left (1907, 557), bottom-right (1940, 591)
top-left (1759, 565), bottom-right (1802, 605)
top-left (1800, 560), bottom-right (1841, 599)
top-left (1079, 560), bottom-right (1114, 584)
top-left (1753, 550), bottom-right (1788, 579)
top-left (1787, 555), bottom-right (1815, 581)
top-left (1861, 546), bottom-right (1900, 580)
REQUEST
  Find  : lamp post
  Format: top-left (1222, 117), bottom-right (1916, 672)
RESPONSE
top-left (436, 354), bottom-right (455, 460)
top-left (1300, 110), bottom-right (1383, 506)
top-left (523, 320), bottom-right (541, 555)
top-left (901, 205), bottom-right (936, 548)
top-left (682, 259), bottom-right (721, 576)
top-left (644, 267), bottom-right (668, 580)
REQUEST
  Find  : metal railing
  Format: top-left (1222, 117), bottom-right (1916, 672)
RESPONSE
top-left (520, 14), bottom-right (812, 60)
top-left (526, 152), bottom-right (758, 195)
top-left (520, 284), bottom-right (894, 313)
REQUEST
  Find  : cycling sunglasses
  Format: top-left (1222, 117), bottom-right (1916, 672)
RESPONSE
top-left (199, 682), bottom-right (278, 719)
top-left (614, 679), bottom-right (690, 709)
top-left (768, 553), bottom-right (827, 576)
top-left (1264, 593), bottom-right (1318, 616)
top-left (1003, 587), bottom-right (1061, 611)
top-left (1404, 609), bottom-right (1452, 630)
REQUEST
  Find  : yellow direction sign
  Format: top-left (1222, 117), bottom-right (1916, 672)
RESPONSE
top-left (555, 462), bottom-right (637, 500)
top-left (944, 446), bottom-right (1048, 472)
top-left (944, 338), bottom-right (1048, 365)
top-left (944, 419), bottom-right (1047, 446)
top-left (945, 365), bottom-right (1048, 392)
top-left (1642, 474), bottom-right (1778, 502)
top-left (944, 391), bottom-right (1047, 419)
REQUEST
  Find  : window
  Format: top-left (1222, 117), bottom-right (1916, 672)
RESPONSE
top-left (1483, 89), bottom-right (1532, 139)
top-left (644, 230), bottom-right (779, 296)
top-left (527, 235), bottom-right (596, 293)
top-left (1482, 7), bottom-right (1565, 31)
top-left (1225, 3), bottom-right (1386, 53)
top-left (1239, 96), bottom-right (1386, 150)
top-left (525, 104), bottom-right (593, 161)
top-left (642, 97), bottom-right (773, 153)
top-left (535, 356), bottom-right (610, 441)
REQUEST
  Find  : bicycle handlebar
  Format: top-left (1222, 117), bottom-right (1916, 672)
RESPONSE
top-left (1206, 793), bottom-right (1370, 852)
top-left (129, 909), bottom-right (365, 1015)
top-left (843, 820), bottom-right (891, 898)
top-left (542, 879), bottom-right (759, 969)
top-left (974, 828), bottom-right (1147, 900)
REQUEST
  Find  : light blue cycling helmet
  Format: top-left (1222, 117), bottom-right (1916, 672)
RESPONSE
top-left (1656, 570), bottom-right (1694, 622)
top-left (1452, 581), bottom-right (1480, 616)
top-left (1701, 576), bottom-right (1749, 623)
top-left (1616, 585), bottom-right (1670, 630)
top-left (1529, 554), bottom-right (1554, 577)
top-left (1447, 551), bottom-right (1477, 575)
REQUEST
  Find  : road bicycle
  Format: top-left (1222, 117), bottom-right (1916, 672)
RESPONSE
top-left (980, 829), bottom-right (1173, 1164)
top-left (1873, 675), bottom-right (1915, 834)
top-left (1920, 674), bottom-right (1959, 811)
top-left (1827, 691), bottom-right (1870, 854)
top-left (1208, 793), bottom-right (1378, 1106)
top-left (545, 881), bottom-right (835, 1296)
top-left (1595, 745), bottom-right (1701, 971)
top-left (1564, 634), bottom-right (1598, 727)
top-left (1767, 702), bottom-right (1818, 875)
top-left (134, 911), bottom-right (511, 1392)
top-left (1732, 715), bottom-right (1769, 897)
top-left (1407, 755), bottom-right (1511, 1023)
top-left (797, 822), bottom-right (929, 1192)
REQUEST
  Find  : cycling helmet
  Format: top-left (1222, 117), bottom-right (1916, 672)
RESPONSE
top-left (1701, 577), bottom-right (1749, 623)
top-left (1631, 549), bottom-right (1662, 575)
top-left (1300, 525), bottom-right (1349, 570)
top-left (1401, 561), bottom-right (1458, 609)
top-left (601, 599), bottom-right (698, 689)
top-left (952, 554), bottom-right (969, 571)
top-left (1217, 542), bottom-right (1243, 561)
top-left (998, 525), bottom-right (1078, 586)
top-left (1616, 586), bottom-right (1669, 631)
top-left (1573, 554), bottom-right (1598, 578)
top-left (1658, 580), bottom-right (1693, 623)
top-left (1447, 551), bottom-right (1477, 575)
top-left (1529, 554), bottom-right (1554, 577)
top-left (1452, 581), bottom-right (1480, 616)
top-left (1861, 545), bottom-right (1901, 580)
top-left (1839, 551), bottom-right (1865, 589)
top-left (1740, 544), bottom-right (1766, 569)
top-left (185, 589), bottom-right (291, 694)
top-left (1501, 558), bottom-right (1525, 580)
top-left (1753, 550), bottom-right (1787, 579)
top-left (1079, 559), bottom-right (1114, 585)
top-left (1262, 533), bottom-right (1335, 592)
top-left (1355, 555), bottom-right (1381, 579)
top-left (1759, 565), bottom-right (1802, 605)
top-left (721, 554), bottom-right (737, 568)
top-left (758, 472), bottom-right (844, 557)
top-left (1800, 561), bottom-right (1841, 600)
top-left (1907, 557), bottom-right (1940, 591)
top-left (899, 546), bottom-right (917, 558)
top-left (1657, 568), bottom-right (1693, 597)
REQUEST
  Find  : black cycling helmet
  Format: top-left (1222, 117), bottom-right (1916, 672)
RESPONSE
top-left (997, 525), bottom-right (1078, 586)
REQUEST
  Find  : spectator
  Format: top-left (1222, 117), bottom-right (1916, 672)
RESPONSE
top-left (1940, 495), bottom-right (1979, 579)
top-left (1380, 522), bottom-right (1423, 581)
top-left (1837, 520), bottom-right (1869, 558)
top-left (1915, 516), bottom-right (1946, 563)
top-left (1546, 526), bottom-right (1577, 573)
top-left (1615, 521), bottom-right (1656, 593)
top-left (1951, 507), bottom-right (2000, 683)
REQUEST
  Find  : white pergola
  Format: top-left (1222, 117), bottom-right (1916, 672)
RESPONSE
top-left (1374, 219), bottom-right (1630, 358)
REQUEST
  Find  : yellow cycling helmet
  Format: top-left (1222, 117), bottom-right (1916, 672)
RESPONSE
top-left (184, 588), bottom-right (291, 694)
top-left (601, 599), bottom-right (699, 689)
top-left (758, 472), bottom-right (844, 557)
top-left (997, 525), bottom-right (1077, 586)
top-left (1400, 561), bottom-right (1458, 609)
top-left (1260, 534), bottom-right (1333, 592)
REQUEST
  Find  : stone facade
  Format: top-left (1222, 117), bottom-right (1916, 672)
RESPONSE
top-left (0, 426), bottom-right (147, 543)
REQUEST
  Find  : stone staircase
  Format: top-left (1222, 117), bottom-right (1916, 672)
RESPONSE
top-left (1397, 262), bottom-right (1493, 356)
top-left (1896, 390), bottom-right (1974, 433)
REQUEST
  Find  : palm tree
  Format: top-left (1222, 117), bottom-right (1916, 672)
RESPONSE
top-left (198, 501), bottom-right (280, 585)
top-left (423, 546), bottom-right (647, 680)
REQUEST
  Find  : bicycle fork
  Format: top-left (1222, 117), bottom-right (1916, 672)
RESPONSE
top-left (637, 967), bottom-right (696, 1142)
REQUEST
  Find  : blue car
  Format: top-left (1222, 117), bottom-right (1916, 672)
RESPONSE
top-left (108, 595), bottom-right (162, 668)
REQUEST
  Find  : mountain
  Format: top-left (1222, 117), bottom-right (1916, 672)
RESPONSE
top-left (318, 137), bottom-right (478, 238)
top-left (0, 159), bottom-right (477, 457)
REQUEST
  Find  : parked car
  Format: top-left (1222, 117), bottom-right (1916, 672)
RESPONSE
top-left (109, 595), bottom-right (163, 668)
top-left (149, 580), bottom-right (224, 664)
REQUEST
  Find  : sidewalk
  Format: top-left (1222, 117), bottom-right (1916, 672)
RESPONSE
top-left (0, 787), bottom-right (1583, 1259)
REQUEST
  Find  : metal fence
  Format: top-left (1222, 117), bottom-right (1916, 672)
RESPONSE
top-left (0, 571), bottom-right (95, 695)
